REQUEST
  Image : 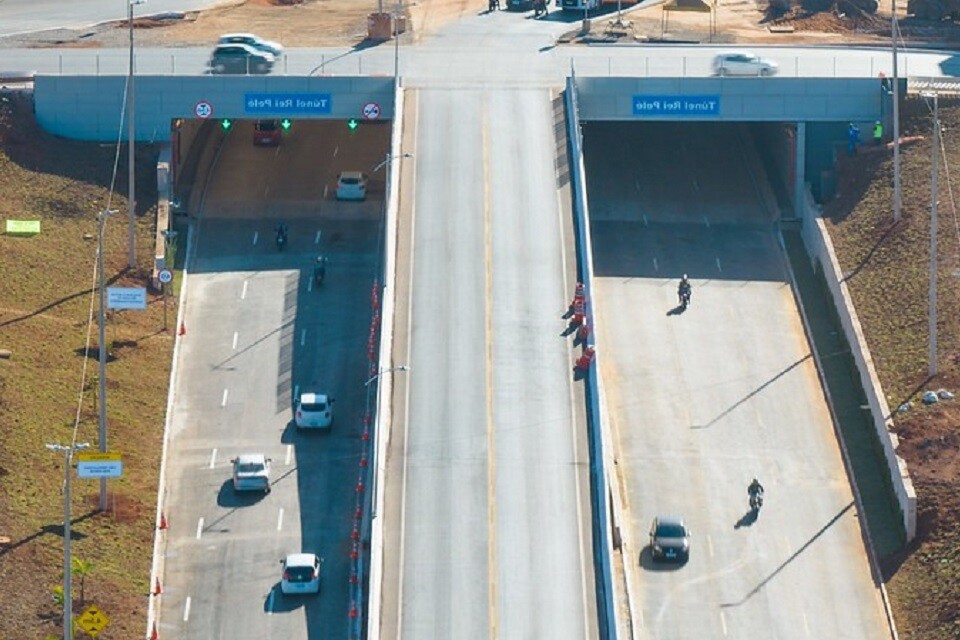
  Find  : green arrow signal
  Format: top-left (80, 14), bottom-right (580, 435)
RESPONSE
top-left (347, 119), bottom-right (359, 131)
top-left (221, 119), bottom-right (232, 131)
top-left (281, 119), bottom-right (292, 131)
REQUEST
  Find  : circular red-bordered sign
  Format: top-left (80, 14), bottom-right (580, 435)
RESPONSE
top-left (194, 100), bottom-right (214, 119)
top-left (362, 102), bottom-right (381, 120)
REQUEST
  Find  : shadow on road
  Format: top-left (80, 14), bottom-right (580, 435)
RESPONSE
top-left (638, 546), bottom-right (688, 571)
top-left (216, 480), bottom-right (270, 508)
top-left (733, 508), bottom-right (759, 529)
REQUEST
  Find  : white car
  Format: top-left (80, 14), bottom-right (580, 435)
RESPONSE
top-left (231, 453), bottom-right (271, 493)
top-left (280, 553), bottom-right (322, 595)
top-left (295, 392), bottom-right (334, 429)
top-left (217, 33), bottom-right (284, 57)
top-left (336, 171), bottom-right (368, 201)
top-left (713, 51), bottom-right (779, 77)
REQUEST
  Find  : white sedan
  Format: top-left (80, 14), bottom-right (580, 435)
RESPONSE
top-left (713, 51), bottom-right (779, 76)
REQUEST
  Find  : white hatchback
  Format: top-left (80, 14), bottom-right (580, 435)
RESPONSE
top-left (280, 553), bottom-right (322, 595)
top-left (295, 392), bottom-right (334, 429)
top-left (231, 453), bottom-right (271, 493)
top-left (336, 171), bottom-right (368, 201)
top-left (713, 51), bottom-right (779, 77)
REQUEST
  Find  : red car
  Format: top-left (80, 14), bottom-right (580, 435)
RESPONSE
top-left (253, 119), bottom-right (281, 146)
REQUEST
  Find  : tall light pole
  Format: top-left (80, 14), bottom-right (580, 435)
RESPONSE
top-left (46, 442), bottom-right (90, 640)
top-left (393, 0), bottom-right (402, 81)
top-left (892, 0), bottom-right (902, 222)
top-left (97, 209), bottom-right (117, 511)
top-left (127, 0), bottom-right (145, 268)
top-left (925, 91), bottom-right (940, 377)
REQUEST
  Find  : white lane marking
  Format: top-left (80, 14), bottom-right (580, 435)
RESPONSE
top-left (397, 88), bottom-right (420, 640)
top-left (642, 213), bottom-right (648, 226)
top-left (652, 257), bottom-right (658, 272)
top-left (720, 610), bottom-right (728, 636)
top-left (195, 517), bottom-right (204, 540)
top-left (716, 257), bottom-right (723, 272)
top-left (707, 534), bottom-right (715, 558)
top-left (285, 444), bottom-right (293, 466)
top-left (252, 232), bottom-right (259, 246)
top-left (703, 216), bottom-right (710, 228)
top-left (263, 185), bottom-right (270, 198)
top-left (266, 589), bottom-right (275, 615)
top-left (209, 448), bottom-right (217, 469)
top-left (323, 185), bottom-right (328, 199)
top-left (307, 277), bottom-right (313, 293)
top-left (232, 331), bottom-right (238, 350)
top-left (802, 610), bottom-right (810, 636)
top-left (315, 230), bottom-right (322, 245)
top-left (783, 536), bottom-right (792, 556)
top-left (241, 280), bottom-right (248, 300)
top-left (183, 596), bottom-right (191, 621)
top-left (276, 508), bottom-right (284, 532)
top-left (294, 384), bottom-right (299, 402)
top-left (221, 389), bottom-right (229, 407)
top-left (300, 329), bottom-right (306, 347)
top-left (333, 145), bottom-right (338, 158)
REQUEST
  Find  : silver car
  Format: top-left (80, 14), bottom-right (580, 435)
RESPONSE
top-left (649, 515), bottom-right (691, 562)
top-left (713, 51), bottom-right (779, 77)
top-left (231, 453), bottom-right (271, 493)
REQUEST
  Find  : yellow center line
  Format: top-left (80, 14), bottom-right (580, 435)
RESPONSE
top-left (482, 100), bottom-right (499, 640)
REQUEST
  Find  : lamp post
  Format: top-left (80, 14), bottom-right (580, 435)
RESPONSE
top-left (127, 0), bottom-right (146, 269)
top-left (923, 91), bottom-right (940, 377)
top-left (46, 442), bottom-right (90, 640)
top-left (394, 0), bottom-right (403, 80)
top-left (892, 0), bottom-right (902, 222)
top-left (97, 209), bottom-right (117, 511)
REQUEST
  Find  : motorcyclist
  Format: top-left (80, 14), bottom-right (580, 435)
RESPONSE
top-left (275, 223), bottom-right (288, 248)
top-left (678, 274), bottom-right (692, 305)
top-left (314, 255), bottom-right (328, 284)
top-left (748, 478), bottom-right (764, 497)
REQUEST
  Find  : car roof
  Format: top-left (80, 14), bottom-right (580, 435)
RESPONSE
top-left (655, 515), bottom-right (685, 527)
top-left (213, 43), bottom-right (261, 54)
top-left (299, 392), bottom-right (329, 404)
top-left (285, 553), bottom-right (318, 567)
top-left (235, 453), bottom-right (267, 465)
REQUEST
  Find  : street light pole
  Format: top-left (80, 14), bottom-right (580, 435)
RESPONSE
top-left (926, 91), bottom-right (940, 377)
top-left (892, 0), bottom-right (902, 222)
top-left (127, 0), bottom-right (145, 268)
top-left (46, 442), bottom-right (90, 640)
top-left (97, 209), bottom-right (116, 511)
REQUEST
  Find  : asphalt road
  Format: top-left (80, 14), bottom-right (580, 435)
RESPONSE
top-left (0, 0), bottom-right (227, 38)
top-left (584, 121), bottom-right (889, 639)
top-left (378, 87), bottom-right (596, 638)
top-left (157, 119), bottom-right (390, 639)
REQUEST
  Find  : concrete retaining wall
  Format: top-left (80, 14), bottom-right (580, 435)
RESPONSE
top-left (799, 192), bottom-right (917, 541)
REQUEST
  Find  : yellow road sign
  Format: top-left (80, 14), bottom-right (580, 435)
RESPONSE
top-left (77, 604), bottom-right (110, 637)
top-left (75, 452), bottom-right (121, 462)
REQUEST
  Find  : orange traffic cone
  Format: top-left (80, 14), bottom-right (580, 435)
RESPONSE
top-left (178, 321), bottom-right (186, 336)
top-left (153, 578), bottom-right (163, 595)
top-left (150, 622), bottom-right (159, 640)
top-left (159, 512), bottom-right (168, 530)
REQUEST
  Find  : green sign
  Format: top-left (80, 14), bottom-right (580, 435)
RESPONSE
top-left (5, 220), bottom-right (41, 235)
top-left (347, 119), bottom-right (358, 131)
top-left (281, 118), bottom-right (292, 131)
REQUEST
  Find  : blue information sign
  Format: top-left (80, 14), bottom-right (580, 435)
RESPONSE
top-left (245, 93), bottom-right (332, 115)
top-left (633, 95), bottom-right (720, 117)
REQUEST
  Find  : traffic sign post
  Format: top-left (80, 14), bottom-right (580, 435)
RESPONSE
top-left (159, 268), bottom-right (173, 331)
top-left (77, 604), bottom-right (110, 638)
top-left (194, 100), bottom-right (214, 119)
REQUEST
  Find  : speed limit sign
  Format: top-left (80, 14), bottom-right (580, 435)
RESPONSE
top-left (158, 269), bottom-right (173, 284)
top-left (362, 102), bottom-right (381, 120)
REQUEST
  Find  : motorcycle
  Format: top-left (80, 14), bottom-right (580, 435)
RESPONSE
top-left (678, 285), bottom-right (691, 310)
top-left (276, 226), bottom-right (288, 251)
top-left (314, 256), bottom-right (327, 286)
top-left (533, 0), bottom-right (546, 16)
top-left (749, 488), bottom-right (764, 513)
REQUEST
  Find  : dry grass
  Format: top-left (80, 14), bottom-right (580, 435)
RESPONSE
top-left (825, 97), bottom-right (960, 640)
top-left (0, 93), bottom-right (172, 640)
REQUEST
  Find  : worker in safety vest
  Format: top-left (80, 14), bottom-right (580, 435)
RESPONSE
top-left (873, 120), bottom-right (884, 145)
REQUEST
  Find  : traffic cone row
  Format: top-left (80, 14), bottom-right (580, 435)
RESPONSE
top-left (576, 346), bottom-right (597, 370)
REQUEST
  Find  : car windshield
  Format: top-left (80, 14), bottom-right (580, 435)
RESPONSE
top-left (285, 565), bottom-right (315, 581)
top-left (237, 462), bottom-right (265, 473)
top-left (340, 177), bottom-right (361, 185)
top-left (301, 402), bottom-right (327, 412)
top-left (256, 121), bottom-right (277, 132)
top-left (656, 523), bottom-right (687, 538)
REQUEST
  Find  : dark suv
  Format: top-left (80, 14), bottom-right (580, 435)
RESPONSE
top-left (209, 43), bottom-right (274, 75)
